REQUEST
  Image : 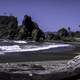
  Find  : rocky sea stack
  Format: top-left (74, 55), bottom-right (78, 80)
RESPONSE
top-left (0, 15), bottom-right (45, 41)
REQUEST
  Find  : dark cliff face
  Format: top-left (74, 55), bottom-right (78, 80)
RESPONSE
top-left (0, 72), bottom-right (31, 80)
top-left (0, 15), bottom-right (45, 41)
top-left (0, 16), bottom-right (18, 39)
top-left (0, 16), bottom-right (17, 25)
top-left (22, 15), bottom-right (45, 41)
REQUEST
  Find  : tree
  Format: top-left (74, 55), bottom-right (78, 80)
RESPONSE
top-left (58, 28), bottom-right (69, 37)
top-left (68, 27), bottom-right (72, 37)
top-left (32, 29), bottom-right (39, 41)
top-left (0, 15), bottom-right (18, 39)
top-left (46, 32), bottom-right (55, 40)
top-left (68, 27), bottom-right (71, 32)
top-left (16, 25), bottom-right (28, 40)
top-left (78, 25), bottom-right (80, 32)
top-left (7, 17), bottom-right (18, 39)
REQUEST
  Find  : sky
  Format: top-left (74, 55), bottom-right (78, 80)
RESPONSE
top-left (0, 0), bottom-right (80, 32)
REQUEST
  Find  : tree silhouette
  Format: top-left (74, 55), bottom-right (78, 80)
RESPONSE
top-left (58, 28), bottom-right (69, 37)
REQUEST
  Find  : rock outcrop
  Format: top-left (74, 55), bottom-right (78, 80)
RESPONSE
top-left (0, 15), bottom-right (45, 41)
top-left (0, 55), bottom-right (80, 80)
top-left (0, 16), bottom-right (18, 39)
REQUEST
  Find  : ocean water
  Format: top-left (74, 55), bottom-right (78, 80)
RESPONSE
top-left (0, 40), bottom-right (78, 62)
top-left (0, 40), bottom-right (73, 53)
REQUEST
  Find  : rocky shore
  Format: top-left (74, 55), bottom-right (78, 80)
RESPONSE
top-left (0, 54), bottom-right (80, 80)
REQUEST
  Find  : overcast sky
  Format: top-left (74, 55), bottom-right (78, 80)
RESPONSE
top-left (0, 0), bottom-right (80, 32)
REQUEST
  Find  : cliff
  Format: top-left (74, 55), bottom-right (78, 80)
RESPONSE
top-left (0, 15), bottom-right (45, 41)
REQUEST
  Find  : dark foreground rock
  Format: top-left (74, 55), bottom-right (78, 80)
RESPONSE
top-left (0, 55), bottom-right (80, 80)
top-left (0, 72), bottom-right (31, 80)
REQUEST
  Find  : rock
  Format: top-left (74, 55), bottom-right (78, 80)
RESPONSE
top-left (0, 15), bottom-right (18, 39)
top-left (0, 47), bottom-right (80, 80)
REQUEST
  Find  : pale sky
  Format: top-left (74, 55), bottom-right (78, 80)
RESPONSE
top-left (0, 0), bottom-right (80, 32)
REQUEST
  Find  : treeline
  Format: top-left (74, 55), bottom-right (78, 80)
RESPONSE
top-left (0, 15), bottom-right (80, 42)
top-left (46, 27), bottom-right (80, 42)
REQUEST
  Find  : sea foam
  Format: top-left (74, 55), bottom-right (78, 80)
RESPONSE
top-left (0, 43), bottom-right (72, 53)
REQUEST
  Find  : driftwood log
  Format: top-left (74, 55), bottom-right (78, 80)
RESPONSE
top-left (0, 55), bottom-right (80, 80)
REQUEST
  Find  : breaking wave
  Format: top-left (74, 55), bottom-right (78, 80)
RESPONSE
top-left (13, 41), bottom-right (27, 44)
top-left (0, 43), bottom-right (73, 53)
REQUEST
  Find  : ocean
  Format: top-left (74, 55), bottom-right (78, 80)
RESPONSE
top-left (0, 40), bottom-right (79, 62)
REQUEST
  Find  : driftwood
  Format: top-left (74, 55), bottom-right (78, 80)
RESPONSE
top-left (32, 55), bottom-right (80, 80)
top-left (0, 55), bottom-right (80, 80)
